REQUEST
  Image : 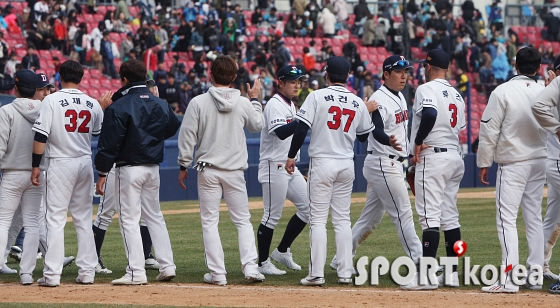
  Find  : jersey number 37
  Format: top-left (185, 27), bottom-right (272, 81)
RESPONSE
top-left (327, 106), bottom-right (356, 132)
top-left (65, 109), bottom-right (91, 133)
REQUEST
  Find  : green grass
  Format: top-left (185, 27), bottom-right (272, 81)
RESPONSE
top-left (0, 189), bottom-right (556, 291)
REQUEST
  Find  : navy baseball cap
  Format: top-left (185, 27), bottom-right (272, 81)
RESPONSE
top-left (421, 49), bottom-right (450, 69)
top-left (277, 65), bottom-right (307, 81)
top-left (554, 55), bottom-right (560, 71)
top-left (383, 55), bottom-right (413, 73)
top-left (36, 73), bottom-right (54, 88)
top-left (14, 69), bottom-right (38, 88)
top-left (325, 56), bottom-right (351, 76)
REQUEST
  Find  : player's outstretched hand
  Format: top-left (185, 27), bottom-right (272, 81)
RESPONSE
top-left (364, 98), bottom-right (378, 113)
top-left (389, 135), bottom-right (402, 151)
top-left (285, 158), bottom-right (295, 175)
top-left (545, 70), bottom-right (557, 87)
top-left (98, 91), bottom-right (114, 110)
top-left (478, 167), bottom-right (489, 185)
top-left (413, 143), bottom-right (430, 164)
top-left (31, 168), bottom-right (41, 186)
top-left (247, 78), bottom-right (261, 100)
top-left (178, 169), bottom-right (188, 190)
top-left (96, 176), bottom-right (106, 196)
top-left (149, 85), bottom-right (160, 97)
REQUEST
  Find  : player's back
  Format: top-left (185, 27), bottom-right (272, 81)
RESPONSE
top-left (297, 85), bottom-right (373, 159)
top-left (410, 79), bottom-right (465, 150)
top-left (33, 89), bottom-right (103, 158)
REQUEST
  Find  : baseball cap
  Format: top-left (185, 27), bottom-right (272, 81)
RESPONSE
top-left (420, 49), bottom-right (450, 69)
top-left (325, 56), bottom-right (351, 76)
top-left (36, 73), bottom-right (54, 88)
top-left (14, 69), bottom-right (38, 88)
top-left (554, 55), bottom-right (560, 71)
top-left (383, 55), bottom-right (413, 73)
top-left (311, 80), bottom-right (319, 86)
top-left (277, 65), bottom-right (307, 81)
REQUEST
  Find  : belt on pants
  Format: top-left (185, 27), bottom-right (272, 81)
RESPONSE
top-left (433, 147), bottom-right (448, 153)
top-left (367, 151), bottom-right (406, 162)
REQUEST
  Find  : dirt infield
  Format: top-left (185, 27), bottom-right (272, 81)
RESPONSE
top-left (1, 283), bottom-right (558, 307)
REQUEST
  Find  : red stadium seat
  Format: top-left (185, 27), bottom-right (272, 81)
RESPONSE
top-left (88, 89), bottom-right (100, 98)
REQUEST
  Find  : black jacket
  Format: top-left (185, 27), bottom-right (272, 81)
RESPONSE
top-left (94, 82), bottom-right (181, 173)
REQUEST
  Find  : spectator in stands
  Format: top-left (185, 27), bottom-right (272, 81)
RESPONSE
top-left (33, 0), bottom-right (49, 29)
top-left (104, 11), bottom-right (115, 32)
top-left (21, 46), bottom-right (40, 71)
top-left (435, 0), bottom-right (452, 15)
top-left (297, 80), bottom-right (312, 107)
top-left (303, 47), bottom-right (315, 72)
top-left (470, 41), bottom-right (481, 72)
top-left (174, 18), bottom-right (191, 52)
top-left (293, 0), bottom-right (307, 17)
top-left (193, 53), bottom-right (207, 76)
top-left (0, 32), bottom-right (9, 63)
top-left (190, 23), bottom-right (205, 59)
top-left (154, 21), bottom-right (169, 63)
top-left (274, 41), bottom-right (291, 69)
top-left (362, 13), bottom-right (375, 46)
top-left (100, 30), bottom-right (118, 79)
top-left (308, 67), bottom-right (326, 88)
top-left (488, 0), bottom-right (503, 32)
top-left (36, 13), bottom-right (52, 50)
top-left (153, 62), bottom-right (167, 82)
top-left (0, 8), bottom-right (7, 30)
top-left (310, 79), bottom-right (319, 91)
top-left (492, 51), bottom-right (509, 84)
top-left (252, 7), bottom-right (264, 26)
top-left (183, 1), bottom-right (198, 22)
top-left (231, 4), bottom-right (247, 33)
top-left (53, 16), bottom-right (66, 51)
top-left (354, 0), bottom-right (369, 22)
top-left (169, 55), bottom-right (180, 75)
top-left (374, 20), bottom-right (387, 47)
top-left (260, 69), bottom-right (273, 98)
top-left (178, 81), bottom-right (193, 114)
top-left (120, 32), bottom-right (134, 61)
top-left (115, 0), bottom-right (130, 20)
top-left (456, 67), bottom-right (469, 97)
top-left (454, 36), bottom-right (468, 72)
top-left (174, 63), bottom-right (187, 83)
top-left (4, 51), bottom-right (17, 78)
top-left (199, 74), bottom-right (211, 94)
top-left (264, 7), bottom-right (278, 25)
top-left (144, 45), bottom-right (160, 74)
top-left (284, 13), bottom-right (300, 38)
top-left (319, 7), bottom-right (336, 38)
top-left (72, 22), bottom-right (88, 65)
top-left (86, 0), bottom-right (96, 14)
top-left (361, 71), bottom-right (375, 98)
top-left (113, 12), bottom-right (130, 33)
top-left (91, 20), bottom-right (106, 55)
top-left (462, 0), bottom-right (475, 22)
top-left (203, 20), bottom-right (220, 52)
top-left (406, 0), bottom-right (419, 19)
top-left (544, 12), bottom-right (560, 42)
top-left (332, 0), bottom-right (348, 27)
top-left (165, 73), bottom-right (180, 111)
top-left (308, 40), bottom-right (317, 58)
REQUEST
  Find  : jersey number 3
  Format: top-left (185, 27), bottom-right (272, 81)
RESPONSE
top-left (449, 103), bottom-right (457, 128)
top-left (327, 106), bottom-right (355, 132)
top-left (65, 110), bottom-right (91, 133)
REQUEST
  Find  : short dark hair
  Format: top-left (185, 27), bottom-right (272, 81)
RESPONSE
top-left (327, 72), bottom-right (348, 84)
top-left (16, 85), bottom-right (35, 98)
top-left (119, 59), bottom-right (147, 83)
top-left (211, 56), bottom-right (237, 85)
top-left (516, 47), bottom-right (541, 75)
top-left (167, 72), bottom-right (175, 78)
top-left (303, 47), bottom-right (309, 53)
top-left (59, 60), bottom-right (84, 84)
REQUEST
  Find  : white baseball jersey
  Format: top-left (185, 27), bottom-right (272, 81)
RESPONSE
top-left (368, 85), bottom-right (409, 157)
top-left (33, 89), bottom-right (103, 158)
top-left (259, 94), bottom-right (299, 162)
top-left (297, 85), bottom-right (374, 159)
top-left (409, 79), bottom-right (465, 154)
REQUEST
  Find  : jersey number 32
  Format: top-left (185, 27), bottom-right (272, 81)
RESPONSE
top-left (65, 109), bottom-right (91, 133)
top-left (327, 106), bottom-right (355, 132)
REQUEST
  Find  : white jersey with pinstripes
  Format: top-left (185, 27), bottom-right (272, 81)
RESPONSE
top-left (409, 79), bottom-right (466, 154)
top-left (259, 93), bottom-right (299, 162)
top-left (367, 85), bottom-right (409, 157)
top-left (32, 89), bottom-right (103, 158)
top-left (296, 85), bottom-right (374, 159)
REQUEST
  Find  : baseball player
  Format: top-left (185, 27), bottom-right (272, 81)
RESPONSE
top-left (406, 49), bottom-right (466, 290)
top-left (285, 56), bottom-right (375, 286)
top-left (329, 56), bottom-right (424, 279)
top-left (178, 55), bottom-right (265, 286)
top-left (31, 60), bottom-right (105, 287)
top-left (257, 65), bottom-right (309, 275)
top-left (478, 47), bottom-right (546, 293)
top-left (532, 56), bottom-right (560, 294)
top-left (95, 59), bottom-right (180, 285)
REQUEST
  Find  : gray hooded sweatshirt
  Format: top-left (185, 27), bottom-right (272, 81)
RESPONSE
top-left (178, 86), bottom-right (264, 170)
top-left (0, 98), bottom-right (43, 171)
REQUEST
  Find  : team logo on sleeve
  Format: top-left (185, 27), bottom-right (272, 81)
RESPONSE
top-left (442, 90), bottom-right (448, 98)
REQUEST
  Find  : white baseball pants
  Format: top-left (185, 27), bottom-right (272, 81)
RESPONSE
top-left (543, 159), bottom-right (560, 272)
top-left (308, 158), bottom-right (354, 279)
top-left (357, 155), bottom-right (422, 263)
top-left (414, 150), bottom-right (464, 231)
top-left (3, 205), bottom-right (22, 265)
top-left (43, 157), bottom-right (97, 284)
top-left (198, 168), bottom-right (259, 280)
top-left (114, 165), bottom-right (176, 281)
top-left (258, 161), bottom-right (309, 228)
top-left (495, 158), bottom-right (545, 271)
top-left (0, 171), bottom-right (42, 276)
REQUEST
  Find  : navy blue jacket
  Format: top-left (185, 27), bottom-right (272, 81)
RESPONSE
top-left (94, 82), bottom-right (181, 173)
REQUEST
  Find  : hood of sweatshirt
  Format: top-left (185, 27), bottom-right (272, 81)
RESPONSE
top-left (11, 97), bottom-right (42, 124)
top-left (208, 86), bottom-right (240, 113)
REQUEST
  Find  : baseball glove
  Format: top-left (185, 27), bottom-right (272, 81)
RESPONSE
top-left (406, 165), bottom-right (416, 196)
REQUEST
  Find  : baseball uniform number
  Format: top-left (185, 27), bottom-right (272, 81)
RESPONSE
top-left (449, 103), bottom-right (457, 128)
top-left (327, 106), bottom-right (356, 132)
top-left (64, 109), bottom-right (91, 133)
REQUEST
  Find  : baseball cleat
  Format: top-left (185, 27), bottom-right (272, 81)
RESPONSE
top-left (245, 272), bottom-right (265, 282)
top-left (112, 275), bottom-right (148, 285)
top-left (544, 270), bottom-right (559, 280)
top-left (20, 273), bottom-right (34, 285)
top-left (400, 273), bottom-right (438, 291)
top-left (523, 282), bottom-right (542, 290)
top-left (145, 257), bottom-right (161, 270)
top-left (63, 256), bottom-right (75, 268)
top-left (37, 252), bottom-right (43, 260)
top-left (549, 280), bottom-right (560, 294)
top-left (9, 246), bottom-right (22, 262)
top-left (271, 248), bottom-right (301, 271)
top-left (203, 273), bottom-right (227, 286)
top-left (156, 272), bottom-right (176, 281)
top-left (338, 277), bottom-right (352, 284)
top-left (258, 259), bottom-right (287, 275)
top-left (95, 258), bottom-right (112, 274)
top-left (437, 271), bottom-right (459, 287)
top-left (37, 277), bottom-right (59, 287)
top-left (75, 276), bottom-right (94, 284)
top-left (330, 258), bottom-right (338, 270)
top-left (0, 265), bottom-right (17, 275)
top-left (300, 276), bottom-right (325, 286)
top-left (481, 282), bottom-right (518, 293)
